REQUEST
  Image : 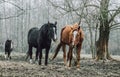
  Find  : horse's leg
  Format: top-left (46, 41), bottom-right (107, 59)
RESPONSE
top-left (69, 49), bottom-right (73, 67)
top-left (76, 44), bottom-right (82, 68)
top-left (29, 45), bottom-right (33, 64)
top-left (62, 44), bottom-right (66, 66)
top-left (67, 46), bottom-right (73, 67)
top-left (45, 47), bottom-right (50, 65)
top-left (4, 51), bottom-right (7, 59)
top-left (51, 42), bottom-right (62, 60)
top-left (38, 48), bottom-right (42, 65)
top-left (8, 51), bottom-right (11, 60)
top-left (35, 48), bottom-right (39, 61)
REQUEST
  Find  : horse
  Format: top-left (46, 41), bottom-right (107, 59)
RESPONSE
top-left (5, 39), bottom-right (13, 60)
top-left (51, 22), bottom-right (84, 68)
top-left (26, 21), bottom-right (57, 65)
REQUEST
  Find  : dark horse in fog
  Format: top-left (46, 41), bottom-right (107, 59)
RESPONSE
top-left (5, 39), bottom-right (13, 59)
top-left (26, 21), bottom-right (57, 65)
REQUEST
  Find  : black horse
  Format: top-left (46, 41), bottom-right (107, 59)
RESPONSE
top-left (26, 21), bottom-right (57, 65)
top-left (5, 39), bottom-right (13, 59)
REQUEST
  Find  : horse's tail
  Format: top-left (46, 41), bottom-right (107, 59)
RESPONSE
top-left (51, 27), bottom-right (65, 60)
top-left (51, 42), bottom-right (62, 60)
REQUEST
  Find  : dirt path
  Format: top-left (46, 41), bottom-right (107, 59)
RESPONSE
top-left (0, 53), bottom-right (120, 77)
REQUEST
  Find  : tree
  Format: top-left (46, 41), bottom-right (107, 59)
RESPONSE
top-left (95, 0), bottom-right (120, 61)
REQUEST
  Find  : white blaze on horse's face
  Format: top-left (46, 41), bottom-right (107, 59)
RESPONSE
top-left (72, 30), bottom-right (78, 46)
top-left (53, 27), bottom-right (57, 40)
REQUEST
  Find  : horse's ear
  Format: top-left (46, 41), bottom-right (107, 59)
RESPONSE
top-left (78, 20), bottom-right (81, 25)
top-left (78, 26), bottom-right (80, 30)
top-left (55, 21), bottom-right (57, 25)
top-left (48, 21), bottom-right (50, 24)
top-left (48, 21), bottom-right (50, 26)
top-left (70, 26), bottom-right (73, 30)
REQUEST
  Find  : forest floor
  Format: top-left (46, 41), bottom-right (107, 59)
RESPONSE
top-left (0, 52), bottom-right (120, 77)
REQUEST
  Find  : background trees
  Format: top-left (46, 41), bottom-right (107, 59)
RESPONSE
top-left (0, 0), bottom-right (120, 59)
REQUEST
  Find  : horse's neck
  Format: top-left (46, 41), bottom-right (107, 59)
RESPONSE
top-left (41, 32), bottom-right (52, 41)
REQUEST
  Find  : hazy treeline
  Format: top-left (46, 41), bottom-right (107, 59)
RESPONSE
top-left (0, 0), bottom-right (120, 55)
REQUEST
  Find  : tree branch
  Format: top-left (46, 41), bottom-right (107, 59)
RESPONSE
top-left (108, 7), bottom-right (120, 24)
top-left (2, 0), bottom-right (25, 11)
top-left (0, 12), bottom-right (24, 20)
top-left (0, 0), bottom-right (25, 20)
top-left (110, 22), bottom-right (120, 28)
top-left (84, 4), bottom-right (100, 8)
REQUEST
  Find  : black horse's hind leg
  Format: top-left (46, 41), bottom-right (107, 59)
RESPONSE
top-left (8, 51), bottom-right (11, 59)
top-left (39, 48), bottom-right (42, 65)
top-left (28, 45), bottom-right (33, 63)
top-left (35, 48), bottom-right (39, 61)
top-left (45, 48), bottom-right (50, 65)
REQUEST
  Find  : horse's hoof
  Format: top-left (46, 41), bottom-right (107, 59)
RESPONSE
top-left (9, 56), bottom-right (12, 59)
top-left (67, 66), bottom-right (71, 70)
top-left (65, 65), bottom-right (71, 70)
top-left (76, 65), bottom-right (80, 68)
top-left (4, 54), bottom-right (7, 59)
top-left (8, 57), bottom-right (11, 60)
top-left (39, 62), bottom-right (41, 65)
top-left (77, 68), bottom-right (80, 71)
top-left (45, 63), bottom-right (48, 66)
top-left (35, 60), bottom-right (38, 64)
top-left (29, 59), bottom-right (33, 64)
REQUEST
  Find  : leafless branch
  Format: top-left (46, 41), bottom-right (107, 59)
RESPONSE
top-left (84, 4), bottom-right (100, 8)
top-left (0, 12), bottom-right (24, 20)
top-left (2, 0), bottom-right (25, 11)
top-left (110, 22), bottom-right (120, 27)
top-left (108, 7), bottom-right (120, 24)
top-left (0, 0), bottom-right (25, 20)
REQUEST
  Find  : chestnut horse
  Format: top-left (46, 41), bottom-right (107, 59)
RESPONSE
top-left (51, 22), bottom-right (84, 68)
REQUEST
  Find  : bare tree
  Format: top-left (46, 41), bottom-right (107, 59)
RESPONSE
top-left (95, 0), bottom-right (120, 61)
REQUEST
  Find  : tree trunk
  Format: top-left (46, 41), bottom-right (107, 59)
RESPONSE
top-left (95, 25), bottom-right (112, 61)
top-left (95, 0), bottom-right (113, 61)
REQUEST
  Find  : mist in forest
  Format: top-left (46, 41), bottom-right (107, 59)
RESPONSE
top-left (0, 0), bottom-right (120, 56)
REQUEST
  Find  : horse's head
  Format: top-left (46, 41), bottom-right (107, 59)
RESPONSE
top-left (70, 26), bottom-right (80, 47)
top-left (48, 21), bottom-right (57, 42)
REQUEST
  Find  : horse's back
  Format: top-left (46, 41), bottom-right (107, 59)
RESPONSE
top-left (28, 27), bottom-right (39, 47)
top-left (61, 26), bottom-right (72, 44)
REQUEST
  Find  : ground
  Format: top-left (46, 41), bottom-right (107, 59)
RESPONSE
top-left (0, 52), bottom-right (120, 77)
